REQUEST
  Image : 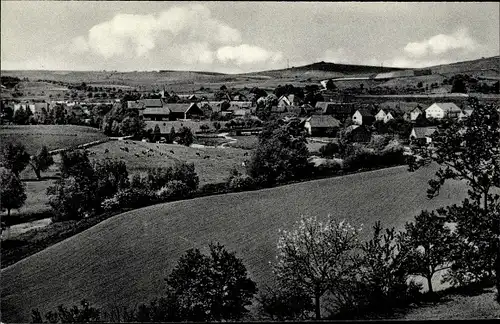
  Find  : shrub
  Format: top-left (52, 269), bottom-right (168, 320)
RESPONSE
top-left (227, 175), bottom-right (255, 192)
top-left (113, 188), bottom-right (155, 209)
top-left (156, 180), bottom-right (191, 201)
top-left (101, 197), bottom-right (120, 212)
top-left (319, 142), bottom-right (340, 158)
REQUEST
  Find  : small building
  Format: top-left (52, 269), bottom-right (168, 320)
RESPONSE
top-left (278, 94), bottom-right (301, 107)
top-left (127, 100), bottom-right (145, 110)
top-left (425, 102), bottom-right (462, 120)
top-left (141, 107), bottom-right (170, 121)
top-left (374, 109), bottom-right (387, 122)
top-left (352, 109), bottom-right (375, 126)
top-left (384, 110), bottom-right (396, 123)
top-left (409, 126), bottom-right (437, 145)
top-left (167, 103), bottom-right (204, 120)
top-left (409, 107), bottom-right (423, 121)
top-left (229, 101), bottom-right (253, 109)
top-left (304, 115), bottom-right (341, 137)
top-left (458, 108), bottom-right (474, 120)
top-left (343, 125), bottom-right (372, 143)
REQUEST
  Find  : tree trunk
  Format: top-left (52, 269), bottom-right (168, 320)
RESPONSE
top-left (427, 275), bottom-right (433, 294)
top-left (34, 168), bottom-right (41, 180)
top-left (314, 292), bottom-right (321, 320)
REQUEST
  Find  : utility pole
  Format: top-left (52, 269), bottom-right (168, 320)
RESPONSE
top-left (287, 59), bottom-right (289, 69)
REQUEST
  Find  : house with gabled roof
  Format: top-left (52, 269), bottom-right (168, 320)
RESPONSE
top-left (425, 102), bottom-right (461, 120)
top-left (278, 94), bottom-right (301, 108)
top-left (375, 109), bottom-right (387, 122)
top-left (409, 126), bottom-right (437, 145)
top-left (304, 115), bottom-right (341, 137)
top-left (352, 108), bottom-right (375, 126)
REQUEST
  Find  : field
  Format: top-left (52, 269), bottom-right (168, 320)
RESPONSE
top-left (225, 135), bottom-right (259, 150)
top-left (0, 164), bottom-right (471, 322)
top-left (0, 125), bottom-right (108, 155)
top-left (86, 140), bottom-right (250, 184)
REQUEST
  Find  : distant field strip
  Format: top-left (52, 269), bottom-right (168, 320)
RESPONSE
top-left (0, 164), bottom-right (469, 323)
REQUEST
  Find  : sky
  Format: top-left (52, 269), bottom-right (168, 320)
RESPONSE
top-left (1, 1), bottom-right (499, 73)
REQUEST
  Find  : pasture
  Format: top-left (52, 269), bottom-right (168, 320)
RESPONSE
top-left (1, 164), bottom-right (470, 322)
top-left (0, 125), bottom-right (108, 155)
top-left (86, 140), bottom-right (249, 184)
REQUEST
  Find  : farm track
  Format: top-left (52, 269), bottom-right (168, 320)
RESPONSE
top-left (0, 164), bottom-right (470, 322)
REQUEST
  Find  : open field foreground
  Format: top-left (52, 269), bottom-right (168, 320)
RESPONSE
top-left (1, 164), bottom-right (470, 322)
top-left (0, 125), bottom-right (108, 155)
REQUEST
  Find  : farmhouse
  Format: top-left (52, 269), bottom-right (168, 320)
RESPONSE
top-left (375, 109), bottom-right (387, 122)
top-left (410, 126), bottom-right (437, 145)
top-left (141, 107), bottom-right (170, 121)
top-left (168, 103), bottom-right (204, 120)
top-left (343, 125), bottom-right (372, 143)
top-left (384, 110), bottom-right (396, 123)
top-left (352, 109), bottom-right (375, 125)
top-left (229, 101), bottom-right (253, 109)
top-left (425, 102), bottom-right (461, 120)
top-left (458, 108), bottom-right (474, 120)
top-left (304, 115), bottom-right (341, 137)
top-left (278, 94), bottom-right (301, 107)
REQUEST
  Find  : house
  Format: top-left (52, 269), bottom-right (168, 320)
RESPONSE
top-left (315, 102), bottom-right (335, 115)
top-left (232, 93), bottom-right (248, 101)
top-left (425, 102), bottom-right (462, 120)
top-left (127, 100), bottom-right (145, 110)
top-left (304, 115), bottom-right (341, 137)
top-left (278, 94), bottom-right (301, 107)
top-left (314, 102), bottom-right (357, 121)
top-left (343, 125), bottom-right (372, 143)
top-left (410, 126), bottom-right (437, 145)
top-left (384, 110), bottom-right (396, 123)
top-left (409, 106), bottom-right (423, 121)
top-left (233, 109), bottom-right (248, 117)
top-left (229, 101), bottom-right (252, 109)
top-left (141, 107), bottom-right (170, 121)
top-left (375, 109), bottom-right (387, 122)
top-left (167, 103), bottom-right (204, 120)
top-left (458, 108), bottom-right (474, 120)
top-left (271, 105), bottom-right (287, 114)
top-left (352, 109), bottom-right (375, 126)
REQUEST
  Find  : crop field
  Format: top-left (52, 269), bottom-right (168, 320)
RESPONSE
top-left (0, 125), bottom-right (108, 155)
top-left (0, 164), bottom-right (470, 322)
top-left (87, 140), bottom-right (249, 184)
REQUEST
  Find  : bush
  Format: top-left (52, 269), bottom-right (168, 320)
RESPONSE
top-left (113, 188), bottom-right (155, 209)
top-left (101, 197), bottom-right (120, 212)
top-left (156, 180), bottom-right (191, 201)
top-left (227, 175), bottom-right (256, 192)
top-left (319, 142), bottom-right (340, 158)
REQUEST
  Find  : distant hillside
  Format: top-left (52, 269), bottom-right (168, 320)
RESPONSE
top-left (422, 56), bottom-right (500, 75)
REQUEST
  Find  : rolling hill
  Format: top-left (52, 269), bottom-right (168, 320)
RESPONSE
top-left (1, 164), bottom-right (469, 322)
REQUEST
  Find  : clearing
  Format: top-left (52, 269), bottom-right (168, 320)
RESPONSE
top-left (1, 164), bottom-right (470, 322)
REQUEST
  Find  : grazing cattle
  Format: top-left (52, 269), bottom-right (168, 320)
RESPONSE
top-left (243, 152), bottom-right (248, 156)
top-left (196, 152), bottom-right (201, 156)
top-left (170, 150), bottom-right (174, 154)
top-left (203, 155), bottom-right (210, 159)
top-left (135, 153), bottom-right (140, 157)
top-left (104, 149), bottom-right (109, 153)
top-left (242, 161), bottom-right (246, 167)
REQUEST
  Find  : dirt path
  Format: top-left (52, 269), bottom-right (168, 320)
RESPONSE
top-left (218, 132), bottom-right (237, 148)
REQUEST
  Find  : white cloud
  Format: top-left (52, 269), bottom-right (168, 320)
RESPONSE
top-left (177, 42), bottom-right (214, 65)
top-left (404, 28), bottom-right (478, 57)
top-left (216, 44), bottom-right (283, 65)
top-left (72, 4), bottom-right (241, 59)
top-left (389, 56), bottom-right (452, 68)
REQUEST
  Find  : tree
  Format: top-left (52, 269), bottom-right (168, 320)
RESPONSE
top-left (93, 158), bottom-right (129, 201)
top-left (0, 142), bottom-right (31, 176)
top-left (13, 107), bottom-right (29, 125)
top-left (47, 176), bottom-right (98, 221)
top-left (0, 167), bottom-right (27, 217)
top-left (408, 100), bottom-right (500, 298)
top-left (168, 126), bottom-right (176, 144)
top-left (120, 116), bottom-right (145, 137)
top-left (326, 79), bottom-right (336, 91)
top-left (59, 149), bottom-right (94, 179)
top-left (272, 215), bottom-right (362, 319)
top-left (400, 211), bottom-right (454, 294)
top-left (248, 118), bottom-right (311, 186)
top-left (451, 76), bottom-right (467, 93)
top-left (30, 146), bottom-right (54, 179)
top-left (176, 126), bottom-right (193, 146)
top-left (259, 285), bottom-right (314, 321)
top-left (153, 124), bottom-right (161, 142)
top-left (166, 243), bottom-right (257, 321)
top-left (32, 300), bottom-right (100, 323)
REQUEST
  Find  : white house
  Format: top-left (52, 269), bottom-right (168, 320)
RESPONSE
top-left (375, 109), bottom-right (387, 122)
top-left (410, 126), bottom-right (437, 144)
top-left (410, 107), bottom-right (422, 121)
top-left (384, 111), bottom-right (395, 123)
top-left (352, 109), bottom-right (375, 125)
top-left (425, 102), bottom-right (462, 120)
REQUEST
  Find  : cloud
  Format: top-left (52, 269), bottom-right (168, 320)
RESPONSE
top-left (389, 56), bottom-right (452, 69)
top-left (404, 28), bottom-right (478, 57)
top-left (216, 44), bottom-right (283, 65)
top-left (72, 4), bottom-right (241, 59)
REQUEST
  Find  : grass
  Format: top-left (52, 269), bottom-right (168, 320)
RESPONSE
top-left (225, 135), bottom-right (258, 150)
top-left (0, 125), bottom-right (108, 155)
top-left (0, 164), bottom-right (470, 323)
top-left (86, 140), bottom-right (249, 185)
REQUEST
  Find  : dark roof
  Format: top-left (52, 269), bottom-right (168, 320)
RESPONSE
top-left (167, 103), bottom-right (197, 113)
top-left (143, 107), bottom-right (170, 115)
top-left (412, 126), bottom-right (437, 138)
top-left (356, 108), bottom-right (373, 117)
top-left (307, 115), bottom-right (341, 128)
top-left (143, 99), bottom-right (163, 108)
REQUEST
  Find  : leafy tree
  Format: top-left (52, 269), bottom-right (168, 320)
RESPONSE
top-left (248, 118), bottom-right (311, 186)
top-left (451, 76), bottom-right (467, 93)
top-left (93, 158), bottom-right (129, 201)
top-left (30, 146), bottom-right (54, 179)
top-left (258, 285), bottom-right (314, 321)
top-left (120, 116), bottom-right (145, 137)
top-left (168, 126), bottom-right (176, 144)
top-left (326, 79), bottom-right (336, 91)
top-left (400, 210), bottom-right (454, 294)
top-left (272, 215), bottom-right (362, 319)
top-left (153, 124), bottom-right (161, 142)
top-left (0, 142), bottom-right (31, 176)
top-left (32, 300), bottom-right (100, 323)
top-left (47, 176), bottom-right (98, 221)
top-left (0, 167), bottom-right (27, 217)
top-left (13, 107), bottom-right (29, 125)
top-left (166, 243), bottom-right (257, 321)
top-left (176, 126), bottom-right (194, 146)
top-left (59, 150), bottom-right (94, 179)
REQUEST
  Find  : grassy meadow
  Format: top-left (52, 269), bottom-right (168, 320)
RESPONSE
top-left (1, 164), bottom-right (470, 322)
top-left (0, 125), bottom-right (108, 155)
